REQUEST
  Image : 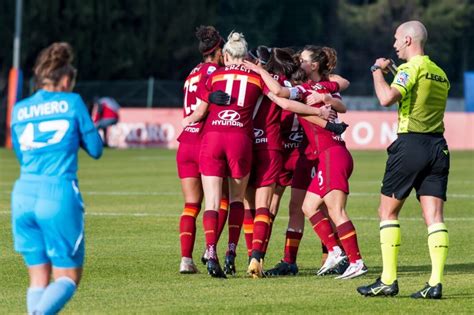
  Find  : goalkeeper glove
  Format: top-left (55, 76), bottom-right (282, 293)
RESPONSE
top-left (209, 90), bottom-right (230, 105)
top-left (325, 122), bottom-right (348, 135)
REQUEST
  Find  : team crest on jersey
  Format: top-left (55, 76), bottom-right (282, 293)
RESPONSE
top-left (283, 80), bottom-right (292, 87)
top-left (207, 66), bottom-right (217, 75)
top-left (311, 83), bottom-right (324, 91)
top-left (395, 71), bottom-right (409, 87)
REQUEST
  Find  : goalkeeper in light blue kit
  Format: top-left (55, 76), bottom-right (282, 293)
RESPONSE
top-left (10, 42), bottom-right (103, 314)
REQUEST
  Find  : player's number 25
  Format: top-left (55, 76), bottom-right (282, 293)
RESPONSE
top-left (183, 76), bottom-right (202, 115)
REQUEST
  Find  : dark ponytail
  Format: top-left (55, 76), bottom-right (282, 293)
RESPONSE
top-left (195, 25), bottom-right (223, 57)
top-left (265, 47), bottom-right (299, 78)
top-left (303, 45), bottom-right (337, 79)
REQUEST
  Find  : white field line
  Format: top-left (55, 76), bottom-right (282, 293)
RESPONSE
top-left (0, 210), bottom-right (472, 221)
top-left (2, 191), bottom-right (473, 199)
top-left (1, 179), bottom-right (473, 186)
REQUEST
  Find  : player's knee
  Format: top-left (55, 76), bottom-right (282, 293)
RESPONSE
top-left (326, 207), bottom-right (347, 225)
top-left (377, 206), bottom-right (399, 220)
top-left (53, 268), bottom-right (82, 286)
top-left (301, 202), bottom-right (314, 217)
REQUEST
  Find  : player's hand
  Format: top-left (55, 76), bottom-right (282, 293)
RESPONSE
top-left (243, 60), bottom-right (262, 73)
top-left (305, 90), bottom-right (325, 105)
top-left (209, 90), bottom-right (230, 105)
top-left (182, 117), bottom-right (191, 127)
top-left (328, 108), bottom-right (338, 121)
top-left (322, 93), bottom-right (333, 103)
top-left (325, 121), bottom-right (349, 135)
top-left (374, 58), bottom-right (391, 73)
top-left (318, 104), bottom-right (332, 120)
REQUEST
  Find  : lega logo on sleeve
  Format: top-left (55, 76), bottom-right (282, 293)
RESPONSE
top-left (395, 71), bottom-right (409, 87)
top-left (207, 66), bottom-right (217, 75)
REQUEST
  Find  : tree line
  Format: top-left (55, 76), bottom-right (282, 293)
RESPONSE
top-left (0, 0), bottom-right (472, 96)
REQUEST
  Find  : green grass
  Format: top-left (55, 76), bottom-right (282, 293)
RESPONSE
top-left (1, 148), bottom-right (473, 314)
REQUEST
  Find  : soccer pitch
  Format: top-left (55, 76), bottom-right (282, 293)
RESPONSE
top-left (1, 148), bottom-right (473, 314)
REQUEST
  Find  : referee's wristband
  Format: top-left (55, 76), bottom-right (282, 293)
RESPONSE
top-left (370, 64), bottom-right (382, 73)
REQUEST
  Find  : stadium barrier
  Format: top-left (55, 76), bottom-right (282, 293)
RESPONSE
top-left (108, 109), bottom-right (474, 150)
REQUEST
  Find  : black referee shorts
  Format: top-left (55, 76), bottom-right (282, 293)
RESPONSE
top-left (381, 133), bottom-right (450, 201)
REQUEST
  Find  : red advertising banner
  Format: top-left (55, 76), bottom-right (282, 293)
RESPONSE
top-left (108, 109), bottom-right (474, 150)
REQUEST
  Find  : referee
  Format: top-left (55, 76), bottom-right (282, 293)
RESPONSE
top-left (357, 20), bottom-right (450, 299)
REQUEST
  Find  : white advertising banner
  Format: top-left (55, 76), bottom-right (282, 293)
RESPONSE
top-left (108, 109), bottom-right (474, 150)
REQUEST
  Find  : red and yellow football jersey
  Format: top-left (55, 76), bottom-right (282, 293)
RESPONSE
top-left (177, 62), bottom-right (219, 143)
top-left (297, 81), bottom-right (345, 159)
top-left (202, 64), bottom-right (264, 138)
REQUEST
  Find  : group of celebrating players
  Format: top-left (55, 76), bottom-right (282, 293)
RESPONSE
top-left (177, 25), bottom-right (367, 280)
top-left (7, 20), bottom-right (449, 313)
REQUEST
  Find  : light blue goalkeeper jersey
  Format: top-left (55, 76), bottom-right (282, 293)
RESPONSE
top-left (10, 89), bottom-right (103, 179)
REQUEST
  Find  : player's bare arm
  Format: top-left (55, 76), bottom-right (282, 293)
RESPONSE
top-left (268, 92), bottom-right (348, 134)
top-left (243, 60), bottom-right (291, 98)
top-left (305, 91), bottom-right (347, 113)
top-left (323, 94), bottom-right (347, 113)
top-left (182, 100), bottom-right (209, 126)
top-left (299, 105), bottom-right (348, 135)
top-left (328, 74), bottom-right (350, 91)
top-left (267, 92), bottom-right (329, 118)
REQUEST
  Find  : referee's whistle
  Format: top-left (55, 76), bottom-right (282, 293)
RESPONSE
top-left (387, 59), bottom-right (398, 75)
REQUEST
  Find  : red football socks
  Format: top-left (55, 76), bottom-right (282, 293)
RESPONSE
top-left (243, 208), bottom-right (255, 257)
top-left (179, 203), bottom-right (201, 258)
top-left (337, 220), bottom-right (362, 263)
top-left (262, 213), bottom-right (276, 254)
top-left (309, 210), bottom-right (338, 250)
top-left (252, 207), bottom-right (271, 253)
top-left (216, 198), bottom-right (229, 242)
top-left (283, 230), bottom-right (303, 264)
top-left (203, 210), bottom-right (219, 260)
top-left (226, 201), bottom-right (244, 256)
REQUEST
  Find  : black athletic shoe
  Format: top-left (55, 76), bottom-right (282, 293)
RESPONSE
top-left (264, 261), bottom-right (299, 277)
top-left (357, 277), bottom-right (399, 297)
top-left (223, 255), bottom-right (236, 275)
top-left (207, 259), bottom-right (227, 279)
top-left (411, 283), bottom-right (442, 299)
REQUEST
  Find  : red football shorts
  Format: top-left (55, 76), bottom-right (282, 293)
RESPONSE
top-left (199, 131), bottom-right (253, 178)
top-left (291, 154), bottom-right (317, 190)
top-left (248, 149), bottom-right (283, 188)
top-left (277, 151), bottom-right (300, 187)
top-left (176, 142), bottom-right (201, 179)
top-left (307, 145), bottom-right (353, 197)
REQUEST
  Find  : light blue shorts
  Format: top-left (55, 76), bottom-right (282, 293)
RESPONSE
top-left (11, 176), bottom-right (85, 268)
